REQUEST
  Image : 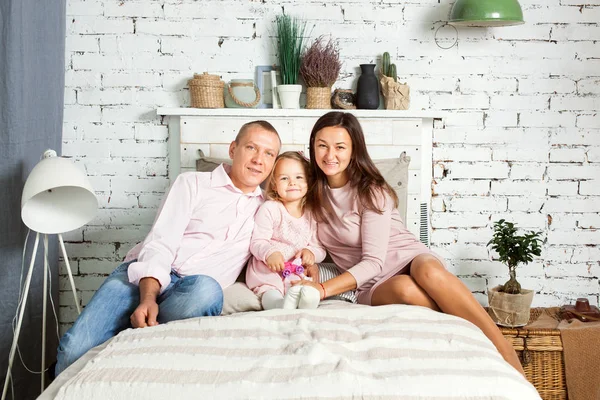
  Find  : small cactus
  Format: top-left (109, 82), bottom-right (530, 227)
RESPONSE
top-left (381, 52), bottom-right (397, 82)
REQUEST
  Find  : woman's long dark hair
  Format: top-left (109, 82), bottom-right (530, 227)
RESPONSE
top-left (307, 111), bottom-right (399, 223)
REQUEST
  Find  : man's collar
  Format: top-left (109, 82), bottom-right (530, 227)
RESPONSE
top-left (210, 164), bottom-right (264, 198)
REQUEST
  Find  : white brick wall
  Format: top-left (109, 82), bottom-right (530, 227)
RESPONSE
top-left (60, 0), bottom-right (600, 332)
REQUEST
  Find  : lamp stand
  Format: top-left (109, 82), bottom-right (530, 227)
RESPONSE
top-left (2, 233), bottom-right (81, 400)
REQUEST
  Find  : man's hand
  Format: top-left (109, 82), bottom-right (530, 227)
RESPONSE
top-left (305, 264), bottom-right (320, 284)
top-left (266, 252), bottom-right (286, 272)
top-left (295, 248), bottom-right (315, 266)
top-left (130, 300), bottom-right (159, 328)
top-left (131, 276), bottom-right (161, 328)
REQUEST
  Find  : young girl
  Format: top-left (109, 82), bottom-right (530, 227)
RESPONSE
top-left (246, 151), bottom-right (326, 310)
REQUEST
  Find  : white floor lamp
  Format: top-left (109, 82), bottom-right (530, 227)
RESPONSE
top-left (2, 150), bottom-right (97, 400)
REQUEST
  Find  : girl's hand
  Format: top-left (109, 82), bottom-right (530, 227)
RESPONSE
top-left (305, 264), bottom-right (320, 284)
top-left (295, 248), bottom-right (315, 266)
top-left (291, 279), bottom-right (325, 300)
top-left (266, 252), bottom-right (285, 272)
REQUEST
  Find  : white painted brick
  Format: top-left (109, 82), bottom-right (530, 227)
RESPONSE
top-left (59, 289), bottom-right (82, 308)
top-left (508, 197), bottom-right (545, 212)
top-left (587, 147), bottom-right (600, 162)
top-left (551, 127), bottom-right (600, 145)
top-left (432, 147), bottom-right (491, 162)
top-left (138, 193), bottom-right (164, 208)
top-left (101, 106), bottom-right (157, 122)
top-left (519, 78), bottom-right (576, 95)
top-left (551, 25), bottom-right (600, 41)
top-left (457, 228), bottom-right (494, 244)
top-left (68, 16), bottom-right (133, 35)
top-left (104, 2), bottom-right (163, 17)
top-left (344, 4), bottom-right (400, 22)
top-left (510, 163), bottom-right (546, 180)
top-left (103, 72), bottom-right (162, 88)
top-left (493, 147), bottom-right (549, 162)
top-left (110, 142), bottom-right (168, 158)
top-left (73, 54), bottom-right (132, 71)
top-left (408, 77), bottom-right (457, 92)
top-left (580, 181), bottom-right (600, 195)
top-left (430, 229), bottom-right (457, 244)
top-left (78, 88), bottom-right (135, 105)
top-left (491, 95), bottom-right (550, 111)
top-left (62, 141), bottom-right (112, 158)
top-left (64, 89), bottom-right (76, 105)
top-left (433, 243), bottom-right (489, 261)
top-left (59, 307), bottom-right (79, 324)
top-left (453, 260), bottom-right (506, 277)
top-left (66, 35), bottom-right (99, 52)
top-left (62, 122), bottom-right (79, 141)
top-left (491, 180), bottom-right (546, 196)
top-left (495, 25), bottom-right (551, 40)
top-left (573, 247), bottom-right (600, 262)
top-left (520, 111), bottom-right (577, 128)
top-left (163, 2), bottom-right (261, 19)
top-left (67, 0), bottom-right (103, 16)
top-left (106, 193), bottom-right (139, 208)
top-left (460, 77), bottom-right (517, 93)
top-left (99, 35), bottom-right (160, 54)
top-left (551, 95), bottom-right (600, 111)
top-left (549, 147), bottom-right (586, 162)
top-left (65, 70), bottom-right (102, 88)
top-left (525, 5), bottom-right (600, 23)
top-left (578, 79), bottom-right (600, 95)
top-left (135, 90), bottom-right (183, 107)
top-left (79, 259), bottom-right (119, 275)
top-left (135, 124), bottom-right (168, 141)
top-left (85, 176), bottom-right (111, 193)
top-left (552, 213), bottom-right (600, 230)
top-left (95, 208), bottom-right (156, 226)
top-left (447, 162), bottom-right (509, 179)
top-left (544, 197), bottom-right (600, 213)
top-left (430, 198), bottom-right (446, 212)
top-left (85, 227), bottom-right (146, 242)
top-left (545, 246), bottom-right (574, 262)
top-left (432, 180), bottom-right (490, 196)
top-left (111, 176), bottom-right (170, 194)
top-left (547, 180), bottom-right (579, 195)
top-left (64, 242), bottom-right (116, 258)
top-left (80, 122), bottom-right (134, 140)
top-left (491, 212), bottom-right (547, 230)
top-left (431, 213), bottom-right (490, 228)
top-left (547, 164), bottom-right (600, 179)
top-left (444, 112), bottom-right (484, 127)
top-left (446, 197), bottom-right (507, 212)
top-left (430, 93), bottom-right (489, 110)
top-left (484, 111), bottom-right (518, 128)
top-left (63, 105), bottom-right (102, 122)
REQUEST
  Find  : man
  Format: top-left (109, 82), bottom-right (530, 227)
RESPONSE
top-left (54, 121), bottom-right (281, 376)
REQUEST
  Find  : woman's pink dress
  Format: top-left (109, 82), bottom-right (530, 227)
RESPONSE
top-left (317, 183), bottom-right (445, 305)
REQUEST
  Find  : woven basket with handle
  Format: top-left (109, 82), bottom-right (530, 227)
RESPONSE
top-left (189, 72), bottom-right (224, 108)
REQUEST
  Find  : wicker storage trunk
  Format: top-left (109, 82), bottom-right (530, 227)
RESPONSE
top-left (499, 308), bottom-right (567, 400)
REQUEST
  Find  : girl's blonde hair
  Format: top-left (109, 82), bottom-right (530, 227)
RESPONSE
top-left (265, 151), bottom-right (311, 208)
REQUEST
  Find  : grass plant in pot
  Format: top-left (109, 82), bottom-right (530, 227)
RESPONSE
top-left (300, 36), bottom-right (342, 109)
top-left (487, 219), bottom-right (543, 327)
top-left (274, 14), bottom-right (306, 109)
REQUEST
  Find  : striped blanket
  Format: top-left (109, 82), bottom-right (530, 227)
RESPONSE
top-left (50, 303), bottom-right (540, 400)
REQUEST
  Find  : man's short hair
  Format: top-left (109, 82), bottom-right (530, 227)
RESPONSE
top-left (235, 120), bottom-right (281, 146)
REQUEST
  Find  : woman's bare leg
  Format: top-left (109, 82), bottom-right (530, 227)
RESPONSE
top-left (373, 254), bottom-right (525, 376)
top-left (371, 274), bottom-right (440, 311)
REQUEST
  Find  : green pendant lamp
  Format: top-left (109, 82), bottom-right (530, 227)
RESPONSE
top-left (449, 0), bottom-right (524, 27)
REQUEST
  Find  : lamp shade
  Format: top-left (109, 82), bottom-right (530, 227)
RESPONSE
top-left (21, 150), bottom-right (98, 234)
top-left (449, 0), bottom-right (524, 27)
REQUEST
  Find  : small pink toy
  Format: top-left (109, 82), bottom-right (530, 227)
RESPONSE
top-left (281, 258), bottom-right (311, 291)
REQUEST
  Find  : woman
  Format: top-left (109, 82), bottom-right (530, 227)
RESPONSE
top-left (292, 111), bottom-right (525, 376)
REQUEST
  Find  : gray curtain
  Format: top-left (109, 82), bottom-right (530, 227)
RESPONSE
top-left (0, 0), bottom-right (66, 399)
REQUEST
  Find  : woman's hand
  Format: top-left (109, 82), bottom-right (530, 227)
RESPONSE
top-left (266, 252), bottom-right (285, 272)
top-left (291, 279), bottom-right (325, 300)
top-left (304, 264), bottom-right (320, 284)
top-left (295, 248), bottom-right (315, 266)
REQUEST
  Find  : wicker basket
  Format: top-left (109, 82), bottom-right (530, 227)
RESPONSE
top-left (500, 308), bottom-right (567, 400)
top-left (306, 86), bottom-right (332, 109)
top-left (189, 72), bottom-right (224, 108)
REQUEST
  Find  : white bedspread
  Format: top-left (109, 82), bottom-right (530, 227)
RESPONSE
top-left (44, 304), bottom-right (541, 400)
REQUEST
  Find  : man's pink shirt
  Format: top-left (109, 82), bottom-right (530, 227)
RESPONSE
top-left (125, 164), bottom-right (264, 293)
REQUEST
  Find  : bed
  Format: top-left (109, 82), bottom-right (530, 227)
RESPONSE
top-left (41, 300), bottom-right (540, 399)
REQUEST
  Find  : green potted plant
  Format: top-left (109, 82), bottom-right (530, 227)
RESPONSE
top-left (300, 35), bottom-right (342, 109)
top-left (487, 219), bottom-right (543, 327)
top-left (274, 13), bottom-right (306, 109)
top-left (379, 51), bottom-right (410, 110)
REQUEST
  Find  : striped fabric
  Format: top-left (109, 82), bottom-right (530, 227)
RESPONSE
top-left (318, 262), bottom-right (357, 303)
top-left (52, 305), bottom-right (541, 400)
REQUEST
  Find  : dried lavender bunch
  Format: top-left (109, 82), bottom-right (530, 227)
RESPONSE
top-left (300, 36), bottom-right (342, 88)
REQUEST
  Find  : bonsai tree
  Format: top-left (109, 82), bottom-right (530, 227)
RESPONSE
top-left (487, 219), bottom-right (542, 294)
top-left (300, 36), bottom-right (342, 88)
top-left (275, 14), bottom-right (307, 85)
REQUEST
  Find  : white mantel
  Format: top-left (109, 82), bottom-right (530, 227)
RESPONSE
top-left (157, 107), bottom-right (446, 245)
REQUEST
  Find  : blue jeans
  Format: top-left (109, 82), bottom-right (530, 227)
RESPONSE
top-left (55, 260), bottom-right (223, 375)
